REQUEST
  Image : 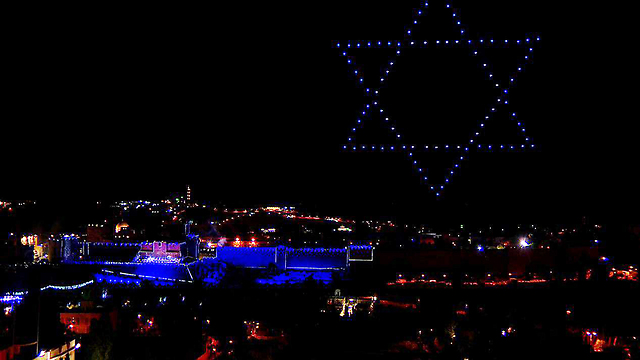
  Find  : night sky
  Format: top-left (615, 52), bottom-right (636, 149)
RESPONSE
top-left (2, 0), bottom-right (638, 225)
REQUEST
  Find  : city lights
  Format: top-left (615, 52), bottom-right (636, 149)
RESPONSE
top-left (0, 0), bottom-right (635, 358)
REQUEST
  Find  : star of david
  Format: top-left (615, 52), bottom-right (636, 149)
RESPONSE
top-left (334, 0), bottom-right (541, 197)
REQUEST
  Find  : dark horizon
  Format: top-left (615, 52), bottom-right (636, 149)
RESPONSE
top-left (2, 0), bottom-right (638, 225)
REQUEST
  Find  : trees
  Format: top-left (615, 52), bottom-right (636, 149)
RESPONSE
top-left (84, 316), bottom-right (114, 360)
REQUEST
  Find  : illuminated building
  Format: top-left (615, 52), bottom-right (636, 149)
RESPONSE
top-left (33, 243), bottom-right (48, 262)
top-left (261, 206), bottom-right (296, 214)
top-left (61, 234), bottom-right (80, 261)
top-left (339, 298), bottom-right (358, 317)
top-left (115, 222), bottom-right (129, 234)
top-left (33, 339), bottom-right (80, 360)
top-left (20, 234), bottom-right (38, 246)
top-left (608, 265), bottom-right (638, 281)
top-left (134, 241), bottom-right (183, 264)
top-left (113, 220), bottom-right (145, 241)
top-left (17, 234), bottom-right (49, 263)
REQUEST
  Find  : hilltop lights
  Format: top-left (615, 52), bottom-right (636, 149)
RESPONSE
top-left (335, 1), bottom-right (540, 196)
top-left (519, 238), bottom-right (530, 248)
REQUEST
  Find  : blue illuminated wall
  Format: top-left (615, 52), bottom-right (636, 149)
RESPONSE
top-left (99, 263), bottom-right (193, 282)
top-left (205, 246), bottom-right (372, 270)
top-left (212, 247), bottom-right (277, 268)
top-left (285, 248), bottom-right (347, 270)
top-left (256, 271), bottom-right (335, 285)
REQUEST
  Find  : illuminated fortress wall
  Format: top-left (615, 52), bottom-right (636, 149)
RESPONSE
top-left (284, 248), bottom-right (347, 270)
top-left (209, 246), bottom-right (373, 270)
top-left (215, 247), bottom-right (277, 268)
